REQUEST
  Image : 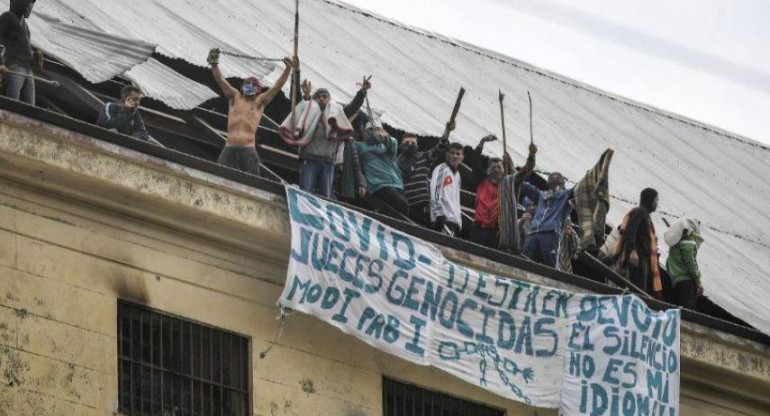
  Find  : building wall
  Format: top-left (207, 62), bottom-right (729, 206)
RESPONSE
top-left (0, 112), bottom-right (769, 416)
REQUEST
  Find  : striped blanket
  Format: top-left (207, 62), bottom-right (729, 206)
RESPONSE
top-left (571, 149), bottom-right (614, 251)
top-left (498, 153), bottom-right (536, 253)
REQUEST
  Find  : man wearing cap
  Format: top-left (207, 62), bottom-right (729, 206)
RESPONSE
top-left (207, 47), bottom-right (297, 176)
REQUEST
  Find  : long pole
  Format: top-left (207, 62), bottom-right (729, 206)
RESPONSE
top-left (290, 0), bottom-right (300, 131)
top-left (527, 91), bottom-right (533, 145)
top-left (498, 89), bottom-right (508, 173)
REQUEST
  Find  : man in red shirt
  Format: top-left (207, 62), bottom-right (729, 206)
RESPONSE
top-left (468, 135), bottom-right (536, 249)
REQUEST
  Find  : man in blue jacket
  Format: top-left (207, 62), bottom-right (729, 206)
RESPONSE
top-left (97, 85), bottom-right (163, 146)
top-left (520, 172), bottom-right (573, 267)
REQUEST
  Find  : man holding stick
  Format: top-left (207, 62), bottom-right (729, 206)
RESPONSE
top-left (208, 47), bottom-right (297, 176)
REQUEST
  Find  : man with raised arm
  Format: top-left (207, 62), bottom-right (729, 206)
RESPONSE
top-left (207, 48), bottom-right (297, 176)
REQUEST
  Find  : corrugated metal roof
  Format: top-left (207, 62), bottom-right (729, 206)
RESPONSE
top-left (124, 58), bottom-right (218, 110)
top-left (28, 11), bottom-right (156, 83)
top-left (20, 0), bottom-right (770, 336)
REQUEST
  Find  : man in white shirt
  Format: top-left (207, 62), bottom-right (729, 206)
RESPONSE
top-left (430, 142), bottom-right (465, 236)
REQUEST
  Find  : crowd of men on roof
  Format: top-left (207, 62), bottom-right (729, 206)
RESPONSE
top-left (0, 0), bottom-right (705, 310)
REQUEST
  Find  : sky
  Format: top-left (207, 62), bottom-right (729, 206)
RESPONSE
top-left (343, 0), bottom-right (770, 145)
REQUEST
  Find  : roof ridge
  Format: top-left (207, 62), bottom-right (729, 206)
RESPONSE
top-left (326, 0), bottom-right (770, 152)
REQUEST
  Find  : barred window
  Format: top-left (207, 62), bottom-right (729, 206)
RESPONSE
top-left (118, 301), bottom-right (250, 416)
top-left (382, 378), bottom-right (505, 416)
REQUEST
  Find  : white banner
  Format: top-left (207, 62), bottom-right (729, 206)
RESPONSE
top-left (560, 295), bottom-right (680, 416)
top-left (279, 187), bottom-right (680, 413)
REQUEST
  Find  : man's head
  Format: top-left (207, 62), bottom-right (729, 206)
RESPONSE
top-left (10, 0), bottom-right (34, 17)
top-left (363, 124), bottom-right (388, 144)
top-left (640, 188), bottom-right (659, 213)
top-left (120, 85), bottom-right (143, 112)
top-left (313, 88), bottom-right (330, 109)
top-left (446, 142), bottom-right (464, 168)
top-left (487, 157), bottom-right (504, 184)
top-left (547, 172), bottom-right (565, 192)
top-left (241, 76), bottom-right (262, 99)
top-left (400, 134), bottom-right (419, 156)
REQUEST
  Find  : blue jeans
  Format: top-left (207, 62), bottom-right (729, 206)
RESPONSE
top-left (4, 64), bottom-right (35, 105)
top-left (523, 232), bottom-right (559, 267)
top-left (299, 159), bottom-right (334, 198)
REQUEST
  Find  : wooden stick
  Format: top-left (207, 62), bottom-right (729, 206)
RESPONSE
top-left (527, 91), bottom-right (533, 145)
top-left (362, 75), bottom-right (374, 127)
top-left (3, 70), bottom-right (59, 87)
top-left (289, 0), bottom-right (300, 132)
top-left (498, 89), bottom-right (508, 173)
top-left (441, 87), bottom-right (465, 140)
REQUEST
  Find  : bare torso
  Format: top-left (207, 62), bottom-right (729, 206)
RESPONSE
top-left (225, 94), bottom-right (263, 147)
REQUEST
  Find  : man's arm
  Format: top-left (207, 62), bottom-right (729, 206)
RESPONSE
top-left (350, 142), bottom-right (367, 198)
top-left (132, 111), bottom-right (150, 139)
top-left (96, 102), bottom-right (131, 131)
top-left (681, 242), bottom-right (701, 284)
top-left (624, 209), bottom-right (645, 253)
top-left (257, 56), bottom-right (297, 108)
top-left (208, 48), bottom-right (238, 100)
top-left (519, 182), bottom-right (541, 205)
top-left (430, 166), bottom-right (446, 217)
top-left (344, 78), bottom-right (370, 117)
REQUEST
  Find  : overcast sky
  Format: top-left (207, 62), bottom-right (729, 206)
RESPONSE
top-left (343, 0), bottom-right (770, 145)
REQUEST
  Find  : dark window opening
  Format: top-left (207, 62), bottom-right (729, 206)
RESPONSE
top-left (118, 301), bottom-right (250, 416)
top-left (382, 378), bottom-right (505, 416)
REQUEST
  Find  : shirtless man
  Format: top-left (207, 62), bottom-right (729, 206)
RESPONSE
top-left (208, 47), bottom-right (297, 176)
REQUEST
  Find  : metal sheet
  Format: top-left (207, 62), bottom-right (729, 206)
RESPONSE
top-left (125, 58), bottom-right (217, 110)
top-left (26, 11), bottom-right (156, 83)
top-left (17, 0), bottom-right (770, 336)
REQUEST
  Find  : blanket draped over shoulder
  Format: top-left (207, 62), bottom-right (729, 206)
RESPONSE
top-left (610, 210), bottom-right (663, 297)
top-left (499, 153), bottom-right (536, 253)
top-left (279, 100), bottom-right (355, 146)
top-left (572, 149), bottom-right (614, 251)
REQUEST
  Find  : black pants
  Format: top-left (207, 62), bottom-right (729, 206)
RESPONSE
top-left (673, 280), bottom-right (698, 309)
top-left (368, 187), bottom-right (409, 221)
top-left (218, 146), bottom-right (260, 176)
top-left (628, 257), bottom-right (650, 294)
top-left (470, 224), bottom-right (498, 249)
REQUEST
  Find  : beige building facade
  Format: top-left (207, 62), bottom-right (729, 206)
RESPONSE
top-left (0, 108), bottom-right (769, 416)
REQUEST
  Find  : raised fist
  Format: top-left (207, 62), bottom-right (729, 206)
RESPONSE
top-left (207, 48), bottom-right (220, 66)
top-left (301, 79), bottom-right (312, 97)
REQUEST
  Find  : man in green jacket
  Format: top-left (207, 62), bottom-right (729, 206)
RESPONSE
top-left (353, 125), bottom-right (408, 221)
top-left (665, 217), bottom-right (704, 309)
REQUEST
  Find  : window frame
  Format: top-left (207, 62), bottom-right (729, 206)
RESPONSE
top-left (117, 300), bottom-right (252, 416)
top-left (382, 377), bottom-right (506, 416)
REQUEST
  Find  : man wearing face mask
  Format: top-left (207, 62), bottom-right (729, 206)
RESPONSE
top-left (208, 48), bottom-right (297, 176)
top-left (520, 171), bottom-right (574, 267)
top-left (353, 125), bottom-right (408, 219)
top-left (0, 0), bottom-right (42, 105)
top-left (397, 126), bottom-right (452, 225)
top-left (97, 85), bottom-right (163, 146)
